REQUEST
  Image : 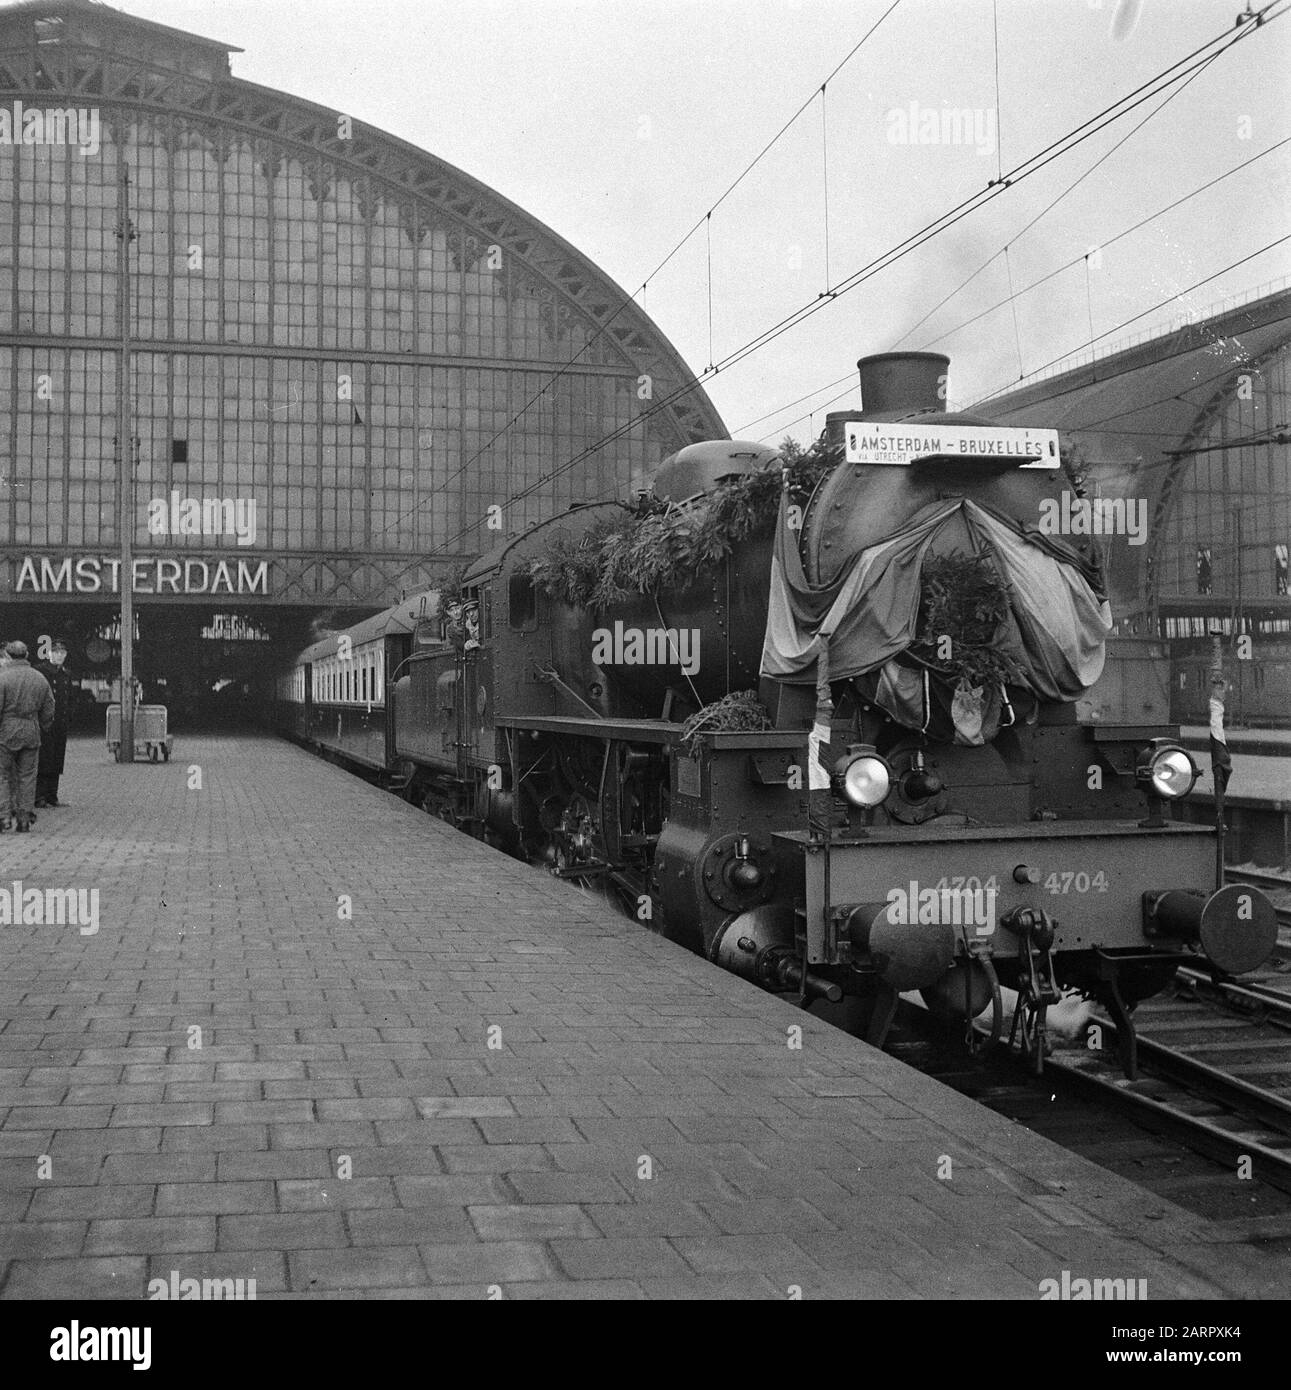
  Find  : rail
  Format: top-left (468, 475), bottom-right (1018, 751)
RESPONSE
top-left (1042, 1023), bottom-right (1291, 1194)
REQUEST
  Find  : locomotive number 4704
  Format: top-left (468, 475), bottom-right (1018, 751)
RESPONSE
top-left (1043, 871), bottom-right (1110, 894)
top-left (931, 872), bottom-right (1110, 895)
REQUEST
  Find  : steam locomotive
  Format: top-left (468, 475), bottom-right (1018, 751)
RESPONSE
top-left (274, 351), bottom-right (1277, 1073)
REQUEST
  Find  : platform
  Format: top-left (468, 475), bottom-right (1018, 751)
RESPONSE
top-left (0, 734), bottom-right (1286, 1299)
top-left (1182, 725), bottom-right (1291, 763)
top-left (1177, 729), bottom-right (1290, 867)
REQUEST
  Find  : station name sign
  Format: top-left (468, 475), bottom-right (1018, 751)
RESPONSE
top-left (13, 555), bottom-right (271, 595)
top-left (844, 422), bottom-right (1061, 468)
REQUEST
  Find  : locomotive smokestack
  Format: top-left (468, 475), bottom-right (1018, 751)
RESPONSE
top-left (858, 351), bottom-right (950, 417)
top-left (824, 351), bottom-right (951, 449)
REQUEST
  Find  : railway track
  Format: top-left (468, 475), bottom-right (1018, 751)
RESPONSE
top-left (1044, 1019), bottom-right (1291, 1196)
top-left (1225, 865), bottom-right (1291, 897)
top-left (892, 1013), bottom-right (1291, 1222)
top-left (896, 869), bottom-right (1291, 1220)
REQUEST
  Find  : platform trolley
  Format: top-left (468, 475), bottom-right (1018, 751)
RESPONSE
top-left (106, 703), bottom-right (174, 763)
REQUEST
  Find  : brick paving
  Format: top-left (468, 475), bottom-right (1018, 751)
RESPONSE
top-left (0, 732), bottom-right (1287, 1299)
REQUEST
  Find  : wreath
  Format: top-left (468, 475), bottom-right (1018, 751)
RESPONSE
top-left (908, 551), bottom-right (1024, 691)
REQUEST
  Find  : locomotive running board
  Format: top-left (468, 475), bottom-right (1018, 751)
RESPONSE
top-left (496, 714), bottom-right (678, 744)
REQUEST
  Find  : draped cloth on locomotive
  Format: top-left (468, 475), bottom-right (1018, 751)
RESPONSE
top-left (760, 493), bottom-right (1113, 718)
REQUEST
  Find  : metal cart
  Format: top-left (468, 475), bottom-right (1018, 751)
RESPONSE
top-left (106, 703), bottom-right (174, 762)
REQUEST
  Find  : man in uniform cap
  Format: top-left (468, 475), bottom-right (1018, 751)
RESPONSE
top-left (0, 640), bottom-right (55, 832)
top-left (35, 640), bottom-right (74, 807)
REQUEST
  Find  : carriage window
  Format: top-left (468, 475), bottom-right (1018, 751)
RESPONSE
top-left (508, 572), bottom-right (536, 630)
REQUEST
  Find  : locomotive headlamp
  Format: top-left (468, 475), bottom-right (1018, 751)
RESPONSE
top-left (833, 745), bottom-right (892, 808)
top-left (1135, 741), bottom-right (1197, 800)
top-left (900, 750), bottom-right (943, 802)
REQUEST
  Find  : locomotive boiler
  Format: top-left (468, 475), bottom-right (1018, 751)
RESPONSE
top-left (276, 351), bottom-right (1278, 1073)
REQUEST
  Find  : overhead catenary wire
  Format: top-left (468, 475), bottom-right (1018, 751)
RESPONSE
top-left (706, 213), bottom-right (714, 372)
top-left (820, 84), bottom-right (832, 293)
top-left (756, 378), bottom-right (863, 444)
top-left (916, 133), bottom-right (1288, 349)
top-left (568, 232), bottom-right (1291, 523)
top-left (415, 2), bottom-right (1287, 563)
top-left (756, 136), bottom-right (1288, 439)
top-left (894, 41), bottom-right (1228, 353)
top-left (425, 47), bottom-right (1286, 555)
top-left (656, 11), bottom-right (1284, 395)
top-left (995, 353), bottom-right (1286, 442)
top-left (1005, 244), bottom-right (1023, 380)
top-left (991, 0), bottom-right (1004, 185)
top-left (1083, 252), bottom-right (1096, 349)
top-left (970, 235), bottom-right (1291, 407)
top-left (734, 371), bottom-right (856, 435)
top-left (397, 3), bottom-right (1283, 553)
top-left (371, 0), bottom-right (905, 542)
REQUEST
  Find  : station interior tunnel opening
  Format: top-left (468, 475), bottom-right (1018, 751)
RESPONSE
top-left (0, 603), bottom-right (376, 732)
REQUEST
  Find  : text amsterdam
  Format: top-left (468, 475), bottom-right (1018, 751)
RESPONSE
top-left (14, 555), bottom-right (270, 595)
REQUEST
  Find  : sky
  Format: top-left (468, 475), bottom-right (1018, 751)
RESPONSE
top-left (87, 0), bottom-right (1291, 443)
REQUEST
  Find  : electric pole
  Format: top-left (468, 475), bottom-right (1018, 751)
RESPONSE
top-left (115, 144), bottom-right (136, 762)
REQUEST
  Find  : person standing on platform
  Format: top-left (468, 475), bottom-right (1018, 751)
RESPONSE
top-left (0, 640), bottom-right (55, 833)
top-left (35, 640), bottom-right (73, 808)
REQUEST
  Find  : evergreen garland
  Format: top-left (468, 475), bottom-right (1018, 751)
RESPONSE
top-left (523, 447), bottom-right (835, 607)
top-left (679, 690), bottom-right (773, 747)
top-left (909, 551), bottom-right (1025, 690)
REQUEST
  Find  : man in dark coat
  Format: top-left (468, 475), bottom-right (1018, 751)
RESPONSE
top-left (0, 640), bottom-right (55, 833)
top-left (35, 640), bottom-right (74, 807)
